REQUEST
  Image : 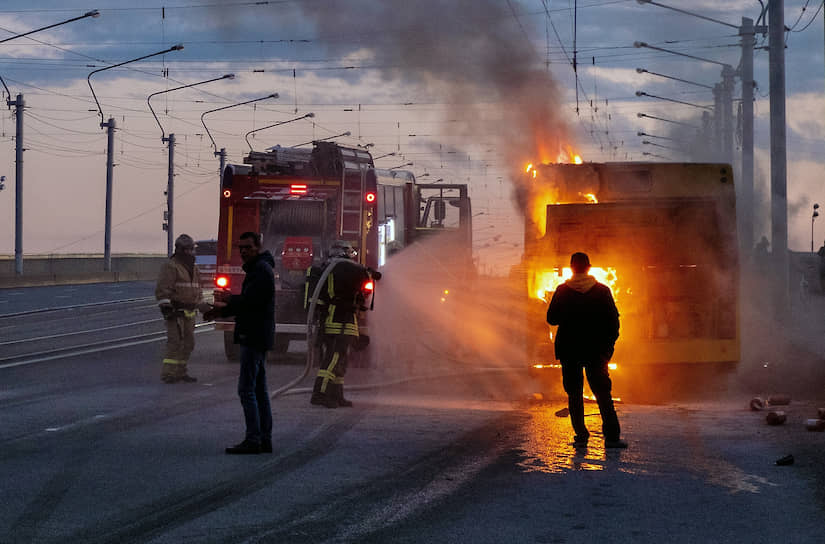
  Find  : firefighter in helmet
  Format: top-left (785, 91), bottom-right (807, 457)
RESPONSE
top-left (308, 240), bottom-right (372, 408)
top-left (155, 234), bottom-right (210, 383)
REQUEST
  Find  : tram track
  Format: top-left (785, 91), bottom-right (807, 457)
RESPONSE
top-left (0, 323), bottom-right (214, 369)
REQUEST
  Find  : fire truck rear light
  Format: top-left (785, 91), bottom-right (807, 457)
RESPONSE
top-left (363, 280), bottom-right (374, 292)
top-left (216, 276), bottom-right (229, 288)
top-left (223, 189), bottom-right (231, 198)
top-left (365, 191), bottom-right (376, 203)
top-left (290, 184), bottom-right (307, 195)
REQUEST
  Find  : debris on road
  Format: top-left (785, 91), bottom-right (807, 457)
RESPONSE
top-left (750, 397), bottom-right (765, 411)
top-left (766, 410), bottom-right (787, 425)
top-left (804, 419), bottom-right (825, 432)
top-left (768, 394), bottom-right (791, 406)
top-left (775, 454), bottom-right (795, 466)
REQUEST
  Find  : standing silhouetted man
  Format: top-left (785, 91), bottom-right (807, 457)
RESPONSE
top-left (547, 252), bottom-right (627, 448)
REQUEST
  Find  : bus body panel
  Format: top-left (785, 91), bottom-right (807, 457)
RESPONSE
top-left (523, 162), bottom-right (739, 370)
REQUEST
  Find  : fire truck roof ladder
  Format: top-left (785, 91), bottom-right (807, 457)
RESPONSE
top-left (339, 163), bottom-right (368, 239)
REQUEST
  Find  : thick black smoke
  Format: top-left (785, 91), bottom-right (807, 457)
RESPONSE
top-left (295, 0), bottom-right (572, 179)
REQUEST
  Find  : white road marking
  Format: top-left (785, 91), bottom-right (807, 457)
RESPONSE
top-left (45, 414), bottom-right (108, 433)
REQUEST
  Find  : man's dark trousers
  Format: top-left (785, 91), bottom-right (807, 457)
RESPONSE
top-left (561, 361), bottom-right (620, 441)
top-left (238, 345), bottom-right (273, 445)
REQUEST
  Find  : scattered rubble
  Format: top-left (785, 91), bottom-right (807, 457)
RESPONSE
top-left (766, 410), bottom-right (787, 425)
top-left (775, 454), bottom-right (794, 466)
top-left (804, 419), bottom-right (825, 432)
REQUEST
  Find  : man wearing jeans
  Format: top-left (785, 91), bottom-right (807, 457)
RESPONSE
top-left (546, 252), bottom-right (627, 449)
top-left (205, 232), bottom-right (275, 455)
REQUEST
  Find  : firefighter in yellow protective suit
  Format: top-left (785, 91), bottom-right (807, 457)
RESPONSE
top-left (307, 242), bottom-right (372, 408)
top-left (155, 234), bottom-right (209, 383)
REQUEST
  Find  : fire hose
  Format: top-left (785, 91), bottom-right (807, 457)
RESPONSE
top-left (270, 258), bottom-right (346, 400)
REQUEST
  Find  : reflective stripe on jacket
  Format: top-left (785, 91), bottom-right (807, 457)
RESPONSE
top-left (155, 256), bottom-right (203, 309)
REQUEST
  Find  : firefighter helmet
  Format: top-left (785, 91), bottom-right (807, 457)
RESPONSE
top-left (328, 240), bottom-right (356, 260)
top-left (175, 234), bottom-right (196, 250)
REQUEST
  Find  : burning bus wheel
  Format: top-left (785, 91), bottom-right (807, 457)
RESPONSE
top-left (224, 331), bottom-right (239, 361)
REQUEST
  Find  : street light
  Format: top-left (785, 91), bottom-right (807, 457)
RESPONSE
top-left (148, 73), bottom-right (234, 139)
top-left (87, 44), bottom-right (184, 271)
top-left (635, 0), bottom-right (739, 29)
top-left (635, 91), bottom-right (712, 110)
top-left (642, 151), bottom-right (673, 160)
top-left (642, 140), bottom-right (680, 152)
top-left (635, 67), bottom-right (713, 89)
top-left (88, 44), bottom-right (184, 125)
top-left (633, 41), bottom-right (731, 69)
top-left (636, 112), bottom-right (700, 129)
top-left (1, 9), bottom-right (101, 276)
top-left (0, 9), bottom-right (100, 45)
top-left (200, 93), bottom-right (279, 151)
top-left (291, 131), bottom-right (351, 148)
top-left (637, 131), bottom-right (679, 141)
top-left (245, 113), bottom-right (315, 151)
top-left (812, 204), bottom-right (820, 253)
top-left (148, 73), bottom-right (235, 256)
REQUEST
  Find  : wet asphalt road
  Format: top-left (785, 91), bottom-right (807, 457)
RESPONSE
top-left (1, 282), bottom-right (824, 543)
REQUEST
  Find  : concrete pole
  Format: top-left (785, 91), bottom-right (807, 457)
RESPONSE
top-left (769, 0), bottom-right (788, 313)
top-left (215, 147), bottom-right (226, 186)
top-left (740, 17), bottom-right (756, 254)
top-left (713, 83), bottom-right (723, 160)
top-left (13, 94), bottom-right (24, 275)
top-left (103, 117), bottom-right (115, 272)
top-left (166, 133), bottom-right (175, 257)
top-left (721, 65), bottom-right (735, 164)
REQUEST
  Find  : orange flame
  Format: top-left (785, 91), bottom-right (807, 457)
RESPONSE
top-left (531, 266), bottom-right (619, 303)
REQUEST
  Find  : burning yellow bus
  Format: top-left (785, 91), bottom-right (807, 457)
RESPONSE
top-left (522, 162), bottom-right (738, 384)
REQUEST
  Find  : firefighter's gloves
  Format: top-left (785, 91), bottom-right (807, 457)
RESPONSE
top-left (213, 289), bottom-right (231, 304)
top-left (203, 307), bottom-right (219, 322)
top-left (197, 302), bottom-right (213, 314)
top-left (158, 301), bottom-right (175, 319)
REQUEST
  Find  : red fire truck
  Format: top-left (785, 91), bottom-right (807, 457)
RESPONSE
top-left (214, 141), bottom-right (473, 360)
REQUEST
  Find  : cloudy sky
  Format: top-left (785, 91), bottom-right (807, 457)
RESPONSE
top-left (0, 0), bottom-right (823, 273)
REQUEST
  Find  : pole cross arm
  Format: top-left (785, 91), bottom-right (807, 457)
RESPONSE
top-left (201, 93), bottom-right (279, 150)
top-left (88, 44), bottom-right (184, 125)
top-left (148, 73), bottom-right (234, 139)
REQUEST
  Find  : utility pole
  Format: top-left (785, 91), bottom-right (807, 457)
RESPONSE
top-left (769, 0), bottom-right (788, 314)
top-left (721, 65), bottom-right (735, 163)
top-left (215, 147), bottom-right (226, 185)
top-left (13, 94), bottom-right (24, 275)
top-left (165, 133), bottom-right (175, 257)
top-left (103, 117), bottom-right (115, 272)
top-left (739, 16), bottom-right (759, 254)
top-left (712, 83), bottom-right (723, 159)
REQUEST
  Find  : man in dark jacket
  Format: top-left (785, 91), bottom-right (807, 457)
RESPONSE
top-left (205, 231), bottom-right (275, 454)
top-left (546, 252), bottom-right (627, 449)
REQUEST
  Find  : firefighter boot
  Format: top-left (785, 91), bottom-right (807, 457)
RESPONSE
top-left (179, 364), bottom-right (197, 383)
top-left (310, 377), bottom-right (338, 408)
top-left (161, 363), bottom-right (179, 383)
top-left (336, 383), bottom-right (353, 407)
